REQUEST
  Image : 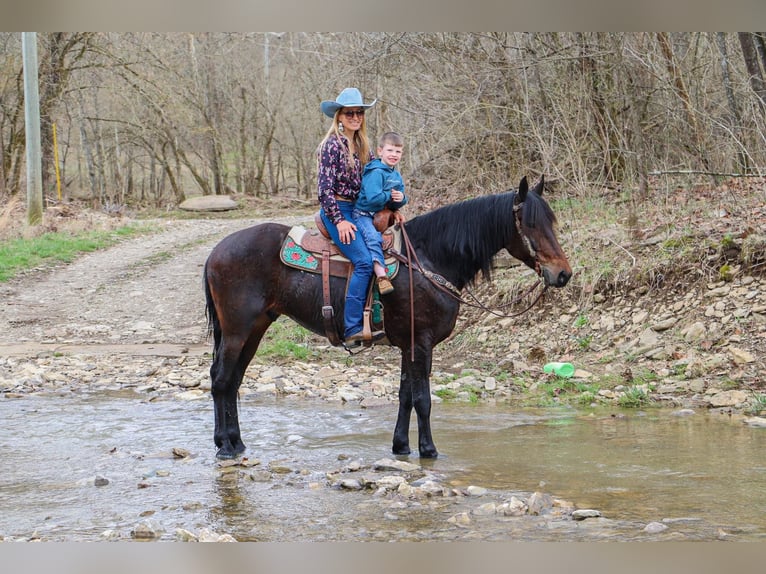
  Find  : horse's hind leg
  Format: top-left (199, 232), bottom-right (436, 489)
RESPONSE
top-left (210, 346), bottom-right (245, 458)
top-left (393, 346), bottom-right (437, 458)
top-left (211, 315), bottom-right (272, 459)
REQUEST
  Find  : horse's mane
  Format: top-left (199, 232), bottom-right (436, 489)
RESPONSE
top-left (404, 190), bottom-right (556, 289)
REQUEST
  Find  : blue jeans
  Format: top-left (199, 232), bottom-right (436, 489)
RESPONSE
top-left (319, 202), bottom-right (373, 338)
top-left (352, 208), bottom-right (386, 270)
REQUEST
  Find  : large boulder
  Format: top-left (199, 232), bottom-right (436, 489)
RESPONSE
top-left (178, 195), bottom-right (239, 212)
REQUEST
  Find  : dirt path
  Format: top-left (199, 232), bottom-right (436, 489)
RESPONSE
top-left (0, 216), bottom-right (308, 354)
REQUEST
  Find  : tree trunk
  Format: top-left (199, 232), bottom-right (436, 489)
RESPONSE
top-left (738, 32), bottom-right (766, 115)
top-left (656, 32), bottom-right (710, 172)
top-left (716, 33), bottom-right (749, 172)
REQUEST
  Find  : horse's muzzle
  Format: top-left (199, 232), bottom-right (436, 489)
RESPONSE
top-left (542, 267), bottom-right (572, 288)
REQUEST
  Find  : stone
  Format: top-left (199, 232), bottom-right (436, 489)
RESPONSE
top-left (447, 512), bottom-right (472, 526)
top-left (501, 496), bottom-right (527, 516)
top-left (643, 521), bottom-right (668, 534)
top-left (651, 317), bottom-right (677, 331)
top-left (178, 195), bottom-right (239, 212)
top-left (473, 502), bottom-right (498, 515)
top-left (376, 475), bottom-right (406, 490)
top-left (708, 390), bottom-right (749, 407)
top-left (728, 347), bottom-right (755, 364)
top-left (527, 491), bottom-right (553, 515)
top-left (338, 478), bottom-right (362, 490)
top-left (572, 509), bottom-right (602, 521)
top-left (683, 322), bottom-right (706, 343)
top-left (373, 458), bottom-right (420, 472)
top-left (466, 485), bottom-right (488, 496)
top-left (743, 416), bottom-right (766, 428)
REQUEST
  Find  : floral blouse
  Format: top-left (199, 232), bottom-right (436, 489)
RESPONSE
top-left (317, 135), bottom-right (371, 226)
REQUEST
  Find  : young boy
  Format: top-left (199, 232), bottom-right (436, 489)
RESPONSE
top-left (354, 132), bottom-right (408, 295)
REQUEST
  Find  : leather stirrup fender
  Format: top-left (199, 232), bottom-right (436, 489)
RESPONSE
top-left (321, 249), bottom-right (342, 347)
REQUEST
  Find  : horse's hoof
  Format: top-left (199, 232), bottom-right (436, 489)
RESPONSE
top-left (215, 448), bottom-right (237, 460)
top-left (392, 445), bottom-right (411, 456)
top-left (419, 448), bottom-right (438, 459)
top-left (215, 443), bottom-right (245, 460)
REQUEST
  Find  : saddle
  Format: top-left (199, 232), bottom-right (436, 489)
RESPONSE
top-left (279, 209), bottom-right (399, 348)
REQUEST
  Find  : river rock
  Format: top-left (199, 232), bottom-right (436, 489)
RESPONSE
top-left (744, 416), bottom-right (766, 428)
top-left (376, 475), bottom-right (407, 490)
top-left (131, 519), bottom-right (163, 539)
top-left (473, 502), bottom-right (498, 515)
top-left (527, 491), bottom-right (553, 515)
top-left (643, 521), bottom-right (668, 533)
top-left (500, 496), bottom-right (527, 516)
top-left (447, 512), bottom-right (472, 526)
top-left (338, 478), bottom-right (362, 490)
top-left (466, 485), bottom-right (488, 497)
top-left (374, 458), bottom-right (420, 472)
top-left (708, 390), bottom-right (748, 407)
top-left (572, 509), bottom-right (602, 521)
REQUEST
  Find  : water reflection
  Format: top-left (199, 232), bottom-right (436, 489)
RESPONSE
top-left (0, 394), bottom-right (764, 541)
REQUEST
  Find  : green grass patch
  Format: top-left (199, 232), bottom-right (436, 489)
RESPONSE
top-left (745, 394), bottom-right (766, 416)
top-left (256, 317), bottom-right (315, 360)
top-left (434, 385), bottom-right (482, 403)
top-left (617, 385), bottom-right (650, 408)
top-left (0, 225), bottom-right (151, 282)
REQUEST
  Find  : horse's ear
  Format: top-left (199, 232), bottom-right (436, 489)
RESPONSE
top-left (533, 175), bottom-right (545, 196)
top-left (517, 176), bottom-right (528, 202)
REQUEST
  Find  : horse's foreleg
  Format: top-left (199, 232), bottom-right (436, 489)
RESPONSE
top-left (393, 370), bottom-right (413, 455)
top-left (394, 346), bottom-right (437, 458)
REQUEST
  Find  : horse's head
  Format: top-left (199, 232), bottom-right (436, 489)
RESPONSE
top-left (507, 175), bottom-right (572, 288)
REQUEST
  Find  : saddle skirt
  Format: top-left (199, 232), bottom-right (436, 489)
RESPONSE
top-left (280, 225), bottom-right (400, 279)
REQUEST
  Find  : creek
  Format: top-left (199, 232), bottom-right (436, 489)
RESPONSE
top-left (1, 393), bottom-right (764, 541)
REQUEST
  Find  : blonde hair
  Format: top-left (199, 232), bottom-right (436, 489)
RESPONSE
top-left (317, 110), bottom-right (372, 171)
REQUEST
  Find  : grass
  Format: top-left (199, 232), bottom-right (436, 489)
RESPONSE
top-left (617, 385), bottom-right (651, 408)
top-left (434, 384), bottom-right (482, 403)
top-left (256, 317), bottom-right (316, 360)
top-left (0, 225), bottom-right (151, 282)
top-left (745, 394), bottom-right (766, 416)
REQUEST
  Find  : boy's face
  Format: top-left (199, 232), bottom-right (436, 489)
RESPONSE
top-left (378, 143), bottom-right (403, 168)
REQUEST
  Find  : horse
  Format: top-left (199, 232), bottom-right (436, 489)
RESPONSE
top-left (203, 175), bottom-right (572, 460)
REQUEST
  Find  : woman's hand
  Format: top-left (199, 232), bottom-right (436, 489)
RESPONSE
top-left (336, 219), bottom-right (357, 244)
top-left (393, 210), bottom-right (406, 224)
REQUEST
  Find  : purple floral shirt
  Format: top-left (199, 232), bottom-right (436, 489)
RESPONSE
top-left (317, 135), bottom-right (370, 225)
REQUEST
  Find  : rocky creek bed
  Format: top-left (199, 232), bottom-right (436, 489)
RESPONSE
top-left (1, 210), bottom-right (766, 541)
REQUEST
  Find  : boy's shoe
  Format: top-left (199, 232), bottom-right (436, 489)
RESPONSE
top-left (377, 276), bottom-right (394, 295)
top-left (345, 329), bottom-right (386, 346)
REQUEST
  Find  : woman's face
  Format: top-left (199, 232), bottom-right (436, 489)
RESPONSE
top-left (337, 108), bottom-right (365, 134)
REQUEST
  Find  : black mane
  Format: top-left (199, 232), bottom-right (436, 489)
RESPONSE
top-left (403, 190), bottom-right (556, 289)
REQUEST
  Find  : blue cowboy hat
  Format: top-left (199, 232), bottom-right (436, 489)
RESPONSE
top-left (320, 87), bottom-right (377, 118)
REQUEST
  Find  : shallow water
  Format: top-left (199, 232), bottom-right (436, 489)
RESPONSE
top-left (1, 393), bottom-right (764, 541)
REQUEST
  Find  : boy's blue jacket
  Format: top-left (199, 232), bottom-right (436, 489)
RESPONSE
top-left (356, 158), bottom-right (408, 212)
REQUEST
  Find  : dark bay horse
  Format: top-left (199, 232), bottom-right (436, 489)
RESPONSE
top-left (203, 176), bottom-right (572, 459)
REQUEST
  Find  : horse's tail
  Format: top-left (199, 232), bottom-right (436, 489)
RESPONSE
top-left (203, 261), bottom-right (221, 352)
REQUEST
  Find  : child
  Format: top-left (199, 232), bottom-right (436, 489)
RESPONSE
top-left (354, 132), bottom-right (408, 295)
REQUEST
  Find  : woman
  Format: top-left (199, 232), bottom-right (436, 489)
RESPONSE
top-left (317, 87), bottom-right (384, 345)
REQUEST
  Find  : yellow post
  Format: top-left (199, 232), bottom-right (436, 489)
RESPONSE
top-left (53, 122), bottom-right (62, 201)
